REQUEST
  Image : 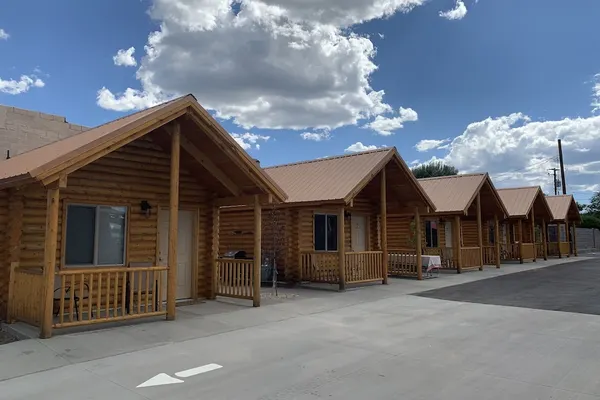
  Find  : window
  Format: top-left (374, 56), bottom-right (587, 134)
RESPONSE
top-left (425, 220), bottom-right (438, 248)
top-left (488, 221), bottom-right (495, 244)
top-left (314, 214), bottom-right (338, 251)
top-left (65, 204), bottom-right (127, 266)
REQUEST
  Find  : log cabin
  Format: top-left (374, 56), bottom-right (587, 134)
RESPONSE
top-left (496, 186), bottom-right (553, 263)
top-left (0, 94), bottom-right (287, 338)
top-left (218, 148), bottom-right (437, 289)
top-left (387, 173), bottom-right (507, 273)
top-left (545, 194), bottom-right (581, 258)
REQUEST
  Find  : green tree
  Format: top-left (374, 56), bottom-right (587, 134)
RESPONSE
top-left (581, 214), bottom-right (600, 229)
top-left (411, 161), bottom-right (459, 179)
top-left (587, 192), bottom-right (600, 215)
top-left (577, 202), bottom-right (588, 212)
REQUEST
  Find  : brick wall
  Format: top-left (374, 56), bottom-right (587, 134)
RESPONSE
top-left (0, 105), bottom-right (88, 159)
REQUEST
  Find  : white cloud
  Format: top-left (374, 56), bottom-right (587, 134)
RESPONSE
top-left (113, 47), bottom-right (138, 67)
top-left (345, 141), bottom-right (381, 152)
top-left (95, 0), bottom-right (431, 131)
top-left (434, 112), bottom-right (600, 196)
top-left (0, 75), bottom-right (45, 95)
top-left (301, 131), bottom-right (330, 141)
top-left (415, 138), bottom-right (450, 152)
top-left (410, 159), bottom-right (420, 165)
top-left (592, 73), bottom-right (600, 114)
top-left (439, 0), bottom-right (467, 20)
top-left (363, 106), bottom-right (418, 135)
top-left (0, 28), bottom-right (9, 40)
top-left (230, 132), bottom-right (270, 150)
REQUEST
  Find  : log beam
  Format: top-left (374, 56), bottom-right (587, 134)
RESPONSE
top-left (454, 215), bottom-right (462, 273)
top-left (338, 206), bottom-right (346, 291)
top-left (415, 207), bottom-right (422, 281)
top-left (214, 193), bottom-right (273, 207)
top-left (518, 219), bottom-right (524, 264)
top-left (531, 205), bottom-right (536, 262)
top-left (572, 221), bottom-right (578, 256)
top-left (253, 195), bottom-right (262, 307)
top-left (476, 192), bottom-right (483, 270)
top-left (166, 122), bottom-right (180, 321)
top-left (381, 169), bottom-right (388, 284)
top-left (494, 214), bottom-right (501, 268)
top-left (40, 182), bottom-right (61, 338)
top-left (541, 218), bottom-right (548, 260)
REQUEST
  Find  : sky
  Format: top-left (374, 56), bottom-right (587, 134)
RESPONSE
top-left (1, 0), bottom-right (599, 204)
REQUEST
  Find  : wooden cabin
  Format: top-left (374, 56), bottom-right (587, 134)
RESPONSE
top-left (218, 148), bottom-right (436, 289)
top-left (387, 173), bottom-right (507, 273)
top-left (545, 194), bottom-right (581, 258)
top-left (496, 187), bottom-right (553, 263)
top-left (0, 94), bottom-right (287, 338)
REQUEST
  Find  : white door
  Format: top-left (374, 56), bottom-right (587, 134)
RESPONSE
top-left (351, 215), bottom-right (367, 252)
top-left (445, 221), bottom-right (453, 248)
top-left (158, 209), bottom-right (194, 300)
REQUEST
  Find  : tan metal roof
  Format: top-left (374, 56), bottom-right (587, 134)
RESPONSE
top-left (418, 173), bottom-right (507, 215)
top-left (496, 186), bottom-right (552, 218)
top-left (546, 195), bottom-right (582, 222)
top-left (0, 95), bottom-right (287, 202)
top-left (418, 173), bottom-right (490, 214)
top-left (264, 148), bottom-right (434, 208)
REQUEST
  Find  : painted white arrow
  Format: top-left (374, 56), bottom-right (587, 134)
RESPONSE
top-left (137, 373), bottom-right (184, 388)
top-left (175, 363), bottom-right (223, 378)
top-left (137, 364), bottom-right (223, 388)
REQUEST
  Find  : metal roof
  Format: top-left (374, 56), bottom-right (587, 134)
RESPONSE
top-left (418, 173), bottom-right (488, 214)
top-left (0, 95), bottom-right (287, 202)
top-left (496, 186), bottom-right (552, 218)
top-left (546, 194), bottom-right (582, 222)
top-left (264, 147), bottom-right (435, 208)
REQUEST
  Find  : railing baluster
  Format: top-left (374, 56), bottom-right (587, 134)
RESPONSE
top-left (79, 273), bottom-right (84, 321)
top-left (59, 275), bottom-right (66, 325)
top-left (106, 272), bottom-right (111, 319)
top-left (121, 271), bottom-right (127, 316)
top-left (88, 273), bottom-right (94, 321)
top-left (69, 275), bottom-right (75, 322)
top-left (97, 273), bottom-right (103, 318)
top-left (144, 270), bottom-right (150, 313)
top-left (136, 271), bottom-right (142, 314)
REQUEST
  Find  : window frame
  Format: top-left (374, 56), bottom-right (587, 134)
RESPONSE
top-left (424, 219), bottom-right (439, 248)
top-left (313, 212), bottom-right (339, 252)
top-left (62, 201), bottom-right (129, 268)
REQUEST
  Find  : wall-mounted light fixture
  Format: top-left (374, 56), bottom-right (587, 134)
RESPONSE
top-left (140, 200), bottom-right (152, 217)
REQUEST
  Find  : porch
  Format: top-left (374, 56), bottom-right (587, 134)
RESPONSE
top-left (299, 251), bottom-right (385, 285)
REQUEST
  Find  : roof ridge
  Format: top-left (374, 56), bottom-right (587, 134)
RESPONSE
top-left (496, 185), bottom-right (540, 191)
top-left (417, 172), bottom-right (485, 181)
top-left (545, 194), bottom-right (572, 198)
top-left (264, 147), bottom-right (393, 170)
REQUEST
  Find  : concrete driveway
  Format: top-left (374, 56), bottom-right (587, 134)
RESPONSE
top-left (2, 257), bottom-right (600, 399)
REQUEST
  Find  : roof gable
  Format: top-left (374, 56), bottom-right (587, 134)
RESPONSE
top-left (264, 147), bottom-right (435, 209)
top-left (418, 174), bottom-right (486, 214)
top-left (546, 195), bottom-right (582, 223)
top-left (0, 95), bottom-right (286, 202)
top-left (497, 186), bottom-right (552, 219)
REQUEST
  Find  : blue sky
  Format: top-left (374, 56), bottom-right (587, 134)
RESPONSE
top-left (1, 0), bottom-right (599, 203)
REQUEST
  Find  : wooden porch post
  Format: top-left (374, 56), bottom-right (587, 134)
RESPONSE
top-left (531, 205), bottom-right (536, 262)
top-left (564, 219), bottom-right (570, 257)
top-left (253, 195), bottom-right (261, 307)
top-left (557, 223), bottom-right (562, 259)
top-left (40, 182), bottom-right (62, 339)
top-left (541, 218), bottom-right (548, 260)
top-left (476, 192), bottom-right (483, 270)
top-left (338, 206), bottom-right (346, 291)
top-left (572, 221), bottom-right (578, 256)
top-left (454, 215), bottom-right (462, 273)
top-left (494, 215), bottom-right (501, 268)
top-left (166, 122), bottom-right (180, 321)
top-left (209, 203), bottom-right (219, 300)
top-left (380, 168), bottom-right (388, 284)
top-left (518, 219), bottom-right (524, 264)
top-left (6, 190), bottom-right (24, 321)
top-left (415, 207), bottom-right (422, 281)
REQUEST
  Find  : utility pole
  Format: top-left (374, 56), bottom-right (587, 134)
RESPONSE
top-left (548, 168), bottom-right (559, 195)
top-left (558, 139), bottom-right (567, 195)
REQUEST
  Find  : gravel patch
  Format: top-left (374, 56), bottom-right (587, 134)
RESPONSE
top-left (0, 328), bottom-right (18, 345)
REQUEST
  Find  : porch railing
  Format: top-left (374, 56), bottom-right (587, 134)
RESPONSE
top-left (482, 246), bottom-right (497, 265)
top-left (53, 266), bottom-right (167, 329)
top-left (460, 247), bottom-right (481, 269)
top-left (501, 243), bottom-right (520, 260)
top-left (423, 247), bottom-right (457, 269)
top-left (535, 242), bottom-right (545, 258)
top-left (8, 265), bottom-right (44, 326)
top-left (547, 242), bottom-right (560, 256)
top-left (521, 243), bottom-right (536, 260)
top-left (388, 248), bottom-right (419, 278)
top-left (300, 252), bottom-right (339, 283)
top-left (344, 251), bottom-right (383, 284)
top-left (559, 241), bottom-right (571, 255)
top-left (216, 258), bottom-right (254, 300)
